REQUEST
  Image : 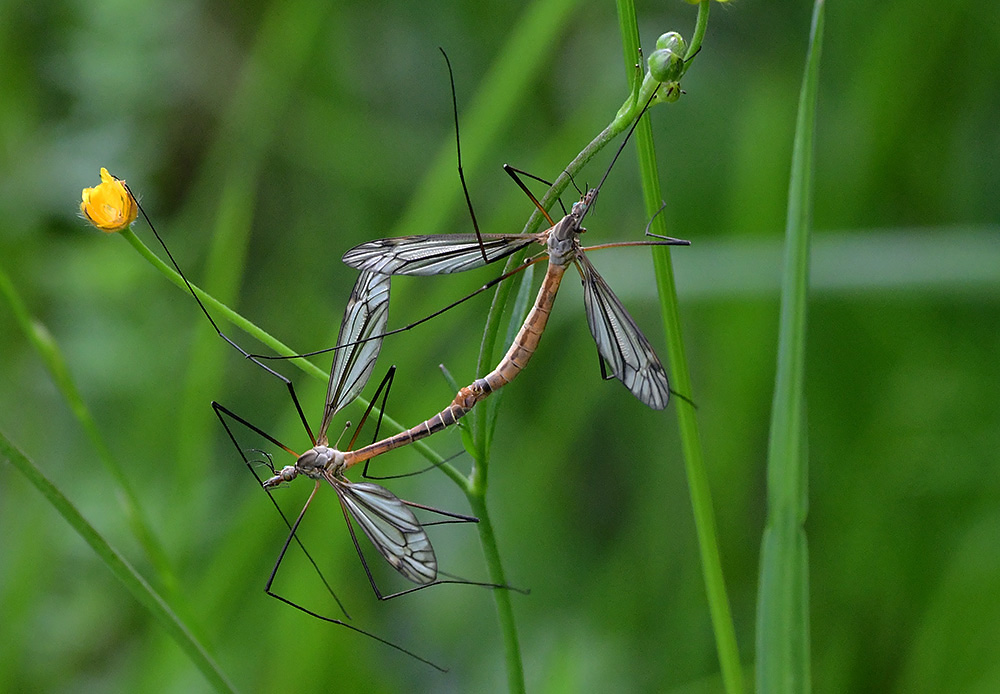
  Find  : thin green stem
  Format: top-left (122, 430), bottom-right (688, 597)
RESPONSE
top-left (0, 261), bottom-right (178, 596)
top-left (685, 1), bottom-right (712, 68)
top-left (468, 491), bottom-right (523, 693)
top-left (618, 2), bottom-right (745, 693)
top-left (456, 7), bottom-right (718, 689)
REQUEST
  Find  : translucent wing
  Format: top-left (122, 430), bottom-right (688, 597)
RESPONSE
top-left (342, 234), bottom-right (537, 276)
top-left (320, 270), bottom-right (391, 437)
top-left (577, 252), bottom-right (670, 410)
top-left (335, 479), bottom-right (437, 585)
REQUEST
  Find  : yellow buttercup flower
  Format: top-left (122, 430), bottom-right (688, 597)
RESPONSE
top-left (80, 167), bottom-right (138, 233)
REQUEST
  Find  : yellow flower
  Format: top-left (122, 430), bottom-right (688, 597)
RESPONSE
top-left (80, 167), bottom-right (138, 233)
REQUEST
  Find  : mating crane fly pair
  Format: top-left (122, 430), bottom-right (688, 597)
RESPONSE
top-left (95, 64), bottom-right (689, 669)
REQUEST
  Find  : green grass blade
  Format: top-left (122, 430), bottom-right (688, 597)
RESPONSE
top-left (617, 2), bottom-right (746, 693)
top-left (0, 432), bottom-right (236, 694)
top-left (0, 262), bottom-right (178, 596)
top-left (755, 1), bottom-right (825, 692)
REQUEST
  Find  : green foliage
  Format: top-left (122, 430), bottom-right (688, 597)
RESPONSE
top-left (1, 0), bottom-right (998, 692)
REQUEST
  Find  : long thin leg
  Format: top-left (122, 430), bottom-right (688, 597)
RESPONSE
top-left (501, 165), bottom-right (569, 216)
top-left (250, 253), bottom-right (548, 360)
top-left (502, 165), bottom-right (557, 225)
top-left (348, 365), bottom-right (396, 454)
top-left (361, 448), bottom-right (466, 482)
top-left (127, 190), bottom-right (317, 445)
top-left (263, 482), bottom-right (447, 671)
top-left (212, 402), bottom-right (345, 617)
top-left (643, 199), bottom-right (671, 239)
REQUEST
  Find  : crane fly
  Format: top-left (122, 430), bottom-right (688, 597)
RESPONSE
top-left (340, 86), bottom-right (689, 410)
top-left (262, 63), bottom-right (688, 418)
top-left (117, 181), bottom-right (504, 671)
top-left (340, 188), bottom-right (687, 432)
top-left (247, 268), bottom-right (440, 586)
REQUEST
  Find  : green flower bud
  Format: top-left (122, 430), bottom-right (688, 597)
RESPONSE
top-left (655, 31), bottom-right (686, 55)
top-left (656, 82), bottom-right (683, 104)
top-left (648, 47), bottom-right (685, 84)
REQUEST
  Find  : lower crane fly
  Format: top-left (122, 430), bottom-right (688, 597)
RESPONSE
top-left (121, 188), bottom-right (504, 671)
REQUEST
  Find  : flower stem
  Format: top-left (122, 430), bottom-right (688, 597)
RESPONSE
top-left (618, 2), bottom-right (746, 693)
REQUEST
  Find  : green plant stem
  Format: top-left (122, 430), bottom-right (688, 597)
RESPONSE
top-left (685, 1), bottom-right (711, 70)
top-left (515, 76), bottom-right (666, 239)
top-left (756, 2), bottom-right (824, 692)
top-left (618, 2), bottom-right (746, 693)
top-left (457, 226), bottom-right (532, 694)
top-left (0, 432), bottom-right (235, 693)
top-left (452, 6), bottom-right (726, 688)
top-left (467, 491), bottom-right (523, 693)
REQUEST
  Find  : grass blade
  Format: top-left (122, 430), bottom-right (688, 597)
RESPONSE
top-left (0, 432), bottom-right (236, 694)
top-left (0, 262), bottom-right (177, 595)
top-left (755, 1), bottom-right (826, 692)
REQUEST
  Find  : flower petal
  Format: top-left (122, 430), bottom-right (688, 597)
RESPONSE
top-left (81, 167), bottom-right (138, 233)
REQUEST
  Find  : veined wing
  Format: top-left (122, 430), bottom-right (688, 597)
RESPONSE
top-left (342, 233), bottom-right (537, 276)
top-left (320, 270), bottom-right (391, 437)
top-left (577, 251), bottom-right (670, 410)
top-left (335, 479), bottom-right (437, 585)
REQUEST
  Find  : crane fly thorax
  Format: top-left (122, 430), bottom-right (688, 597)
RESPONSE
top-left (296, 445), bottom-right (346, 477)
top-left (547, 216), bottom-right (582, 266)
top-left (546, 190), bottom-right (595, 266)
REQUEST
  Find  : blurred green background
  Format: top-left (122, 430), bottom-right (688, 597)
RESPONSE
top-left (1, 0), bottom-right (998, 691)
